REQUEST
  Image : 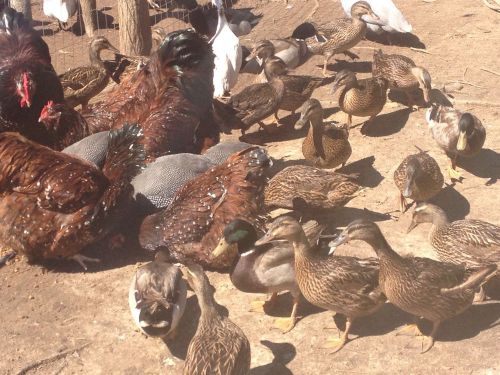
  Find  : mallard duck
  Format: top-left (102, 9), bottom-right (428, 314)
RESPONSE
top-left (330, 220), bottom-right (497, 352)
top-left (210, 0), bottom-right (242, 98)
top-left (426, 105), bottom-right (486, 180)
top-left (182, 263), bottom-right (251, 375)
top-left (139, 147), bottom-right (271, 270)
top-left (393, 148), bottom-right (444, 212)
top-left (212, 218), bottom-right (324, 333)
top-left (305, 1), bottom-right (380, 76)
top-left (263, 57), bottom-right (325, 118)
top-left (341, 0), bottom-right (412, 34)
top-left (331, 69), bottom-right (388, 127)
top-left (128, 252), bottom-right (187, 339)
top-left (246, 38), bottom-right (309, 74)
top-left (265, 165), bottom-right (361, 211)
top-left (223, 57), bottom-right (287, 133)
top-left (372, 49), bottom-right (431, 108)
top-left (408, 203), bottom-right (500, 300)
top-left (59, 36), bottom-right (120, 110)
top-left (256, 216), bottom-right (386, 352)
top-left (295, 99), bottom-right (352, 169)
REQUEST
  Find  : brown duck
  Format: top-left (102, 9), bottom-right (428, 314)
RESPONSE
top-left (393, 148), bottom-right (444, 212)
top-left (331, 69), bottom-right (388, 127)
top-left (372, 49), bottom-right (432, 108)
top-left (182, 263), bottom-right (251, 375)
top-left (306, 1), bottom-right (380, 76)
top-left (223, 56), bottom-right (287, 132)
top-left (295, 98), bottom-right (351, 169)
top-left (256, 216), bottom-right (386, 353)
top-left (59, 36), bottom-right (120, 110)
top-left (408, 203), bottom-right (500, 300)
top-left (330, 220), bottom-right (497, 353)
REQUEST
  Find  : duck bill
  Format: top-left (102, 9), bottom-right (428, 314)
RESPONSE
top-left (422, 88), bottom-right (431, 104)
top-left (327, 233), bottom-right (348, 254)
top-left (294, 114), bottom-right (308, 130)
top-left (402, 180), bottom-right (413, 198)
top-left (255, 233), bottom-right (275, 246)
top-left (331, 82), bottom-right (341, 95)
top-left (406, 219), bottom-right (419, 234)
top-left (212, 237), bottom-right (232, 258)
top-left (456, 130), bottom-right (468, 151)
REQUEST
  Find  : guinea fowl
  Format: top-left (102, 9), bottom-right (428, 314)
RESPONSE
top-left (330, 220), bottom-right (497, 353)
top-left (38, 101), bottom-right (91, 151)
top-left (0, 125), bottom-right (145, 269)
top-left (84, 29), bottom-right (219, 161)
top-left (0, 7), bottom-right (64, 143)
top-left (59, 36), bottom-right (120, 110)
top-left (132, 141), bottom-right (252, 213)
top-left (139, 146), bottom-right (271, 270)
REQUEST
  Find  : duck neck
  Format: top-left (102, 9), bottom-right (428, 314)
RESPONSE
top-left (290, 230), bottom-right (313, 260)
top-left (365, 234), bottom-right (405, 268)
top-left (197, 288), bottom-right (221, 322)
top-left (308, 113), bottom-right (325, 150)
top-left (89, 46), bottom-right (105, 69)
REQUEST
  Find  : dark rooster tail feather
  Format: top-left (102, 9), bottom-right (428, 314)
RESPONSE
top-left (0, 7), bottom-right (28, 33)
top-left (93, 124), bottom-right (146, 219)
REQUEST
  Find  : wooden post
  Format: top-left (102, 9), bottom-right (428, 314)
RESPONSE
top-left (80, 0), bottom-right (96, 38)
top-left (117, 0), bottom-right (152, 56)
top-left (9, 0), bottom-right (32, 20)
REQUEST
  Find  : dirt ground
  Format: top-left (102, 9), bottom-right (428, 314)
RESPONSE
top-left (1, 0), bottom-right (500, 374)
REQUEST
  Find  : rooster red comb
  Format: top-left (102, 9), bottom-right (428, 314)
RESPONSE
top-left (38, 101), bottom-right (55, 123)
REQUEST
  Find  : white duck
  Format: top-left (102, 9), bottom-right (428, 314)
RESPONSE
top-left (210, 0), bottom-right (243, 98)
top-left (43, 0), bottom-right (79, 30)
top-left (341, 0), bottom-right (412, 34)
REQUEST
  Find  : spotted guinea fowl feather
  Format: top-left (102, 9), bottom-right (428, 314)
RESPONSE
top-left (139, 147), bottom-right (270, 270)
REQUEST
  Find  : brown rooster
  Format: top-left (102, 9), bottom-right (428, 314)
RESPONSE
top-left (84, 29), bottom-right (220, 161)
top-left (0, 125), bottom-right (145, 269)
top-left (38, 101), bottom-right (91, 151)
top-left (139, 146), bottom-right (271, 270)
top-left (0, 7), bottom-right (65, 142)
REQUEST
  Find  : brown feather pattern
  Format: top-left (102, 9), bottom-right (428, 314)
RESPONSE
top-left (139, 147), bottom-right (271, 270)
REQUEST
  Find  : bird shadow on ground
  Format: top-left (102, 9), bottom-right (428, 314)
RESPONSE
top-left (338, 155), bottom-right (384, 188)
top-left (328, 60), bottom-right (373, 74)
top-left (429, 184), bottom-right (470, 221)
top-left (459, 148), bottom-right (500, 186)
top-left (250, 340), bottom-right (296, 375)
top-left (319, 60), bottom-right (371, 76)
top-left (437, 301), bottom-right (500, 342)
top-left (324, 206), bottom-right (394, 229)
top-left (259, 294), bottom-right (324, 321)
top-left (359, 108), bottom-right (412, 137)
top-left (366, 31), bottom-right (426, 49)
top-left (332, 303), bottom-right (410, 341)
top-left (239, 119), bottom-right (304, 145)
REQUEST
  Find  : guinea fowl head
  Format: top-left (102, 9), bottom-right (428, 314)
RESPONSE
top-left (157, 28), bottom-right (213, 71)
top-left (15, 71), bottom-right (35, 108)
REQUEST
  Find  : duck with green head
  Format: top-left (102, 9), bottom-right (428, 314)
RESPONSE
top-left (212, 218), bottom-right (324, 333)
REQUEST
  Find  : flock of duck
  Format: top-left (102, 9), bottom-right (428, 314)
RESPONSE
top-left (2, 0), bottom-right (500, 374)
